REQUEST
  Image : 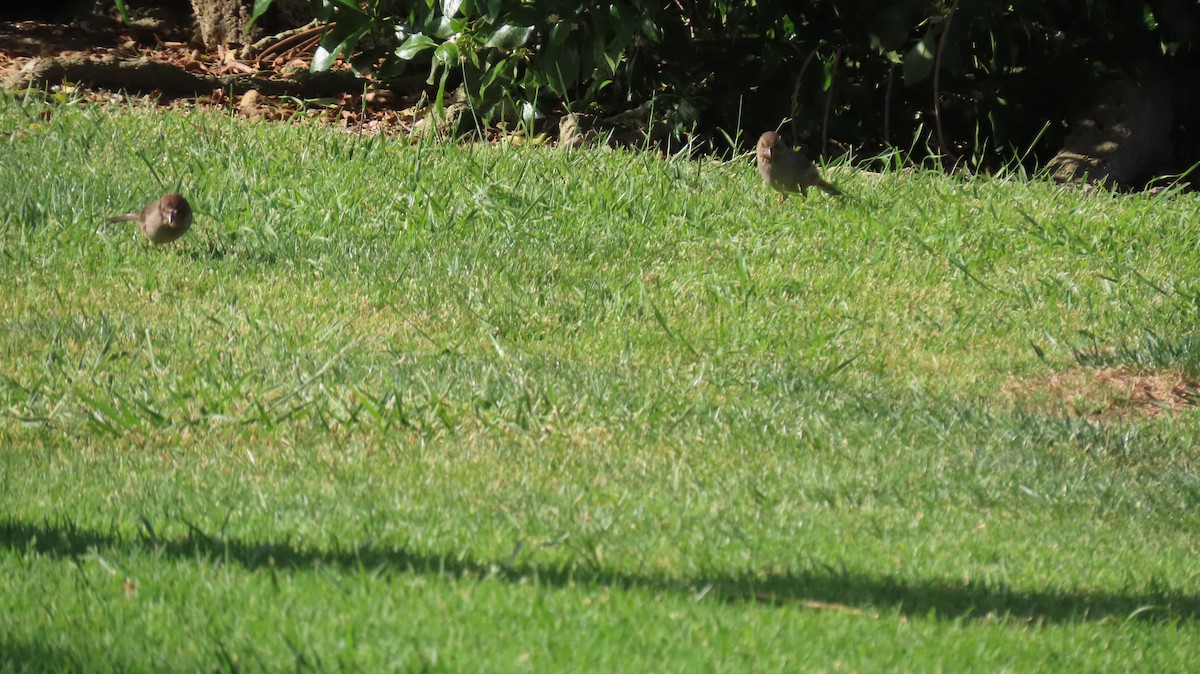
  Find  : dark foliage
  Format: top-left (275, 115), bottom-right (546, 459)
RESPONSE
top-left (237, 1), bottom-right (1200, 167)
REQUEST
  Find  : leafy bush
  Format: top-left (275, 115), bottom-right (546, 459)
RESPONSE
top-left (247, 0), bottom-right (1198, 168)
top-left (248, 0), bottom-right (662, 125)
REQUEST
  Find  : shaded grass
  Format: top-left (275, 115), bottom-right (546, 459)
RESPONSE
top-left (4, 511), bottom-right (1199, 624)
top-left (2, 93), bottom-right (1200, 672)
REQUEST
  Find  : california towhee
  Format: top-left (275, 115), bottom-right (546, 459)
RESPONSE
top-left (105, 193), bottom-right (193, 245)
top-left (756, 131), bottom-right (842, 202)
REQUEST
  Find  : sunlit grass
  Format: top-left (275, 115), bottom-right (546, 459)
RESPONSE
top-left (2, 94), bottom-right (1199, 672)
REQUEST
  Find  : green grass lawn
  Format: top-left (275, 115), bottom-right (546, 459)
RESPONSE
top-left (2, 93), bottom-right (1199, 672)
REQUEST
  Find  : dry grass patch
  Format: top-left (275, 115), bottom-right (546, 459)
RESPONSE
top-left (1000, 365), bottom-right (1199, 421)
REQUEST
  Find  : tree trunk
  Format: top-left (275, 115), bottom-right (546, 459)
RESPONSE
top-left (190, 0), bottom-right (257, 49)
top-left (1049, 67), bottom-right (1175, 188)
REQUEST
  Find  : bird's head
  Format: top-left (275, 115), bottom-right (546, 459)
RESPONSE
top-left (161, 193), bottom-right (192, 227)
top-left (756, 131), bottom-right (782, 162)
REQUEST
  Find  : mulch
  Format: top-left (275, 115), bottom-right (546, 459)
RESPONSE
top-left (0, 17), bottom-right (427, 135)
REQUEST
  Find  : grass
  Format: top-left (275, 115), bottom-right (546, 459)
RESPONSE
top-left (2, 92), bottom-right (1200, 672)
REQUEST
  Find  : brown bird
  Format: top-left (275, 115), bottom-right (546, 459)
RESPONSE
top-left (105, 193), bottom-right (193, 245)
top-left (756, 131), bottom-right (841, 202)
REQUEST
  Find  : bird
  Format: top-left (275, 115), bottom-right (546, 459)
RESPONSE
top-left (104, 193), bottom-right (193, 245)
top-left (755, 131), bottom-right (842, 202)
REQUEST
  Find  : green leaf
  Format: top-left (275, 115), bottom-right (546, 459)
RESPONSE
top-left (821, 54), bottom-right (836, 91)
top-left (482, 0), bottom-right (503, 22)
top-left (869, 5), bottom-right (912, 52)
top-left (308, 0), bottom-right (333, 23)
top-left (426, 40), bottom-right (461, 85)
top-left (548, 20), bottom-right (571, 48)
top-left (312, 0), bottom-right (364, 22)
top-left (433, 66), bottom-right (451, 118)
top-left (248, 0), bottom-right (275, 29)
top-left (441, 0), bottom-right (463, 18)
top-left (545, 42), bottom-right (579, 97)
top-left (603, 50), bottom-right (620, 74)
top-left (639, 16), bottom-right (661, 42)
top-left (608, 3), bottom-right (637, 46)
top-left (113, 0), bottom-right (130, 24)
top-left (485, 24), bottom-right (535, 50)
top-left (433, 41), bottom-right (461, 67)
top-left (311, 15), bottom-right (370, 72)
top-left (310, 46), bottom-right (335, 73)
top-left (396, 34), bottom-right (437, 60)
top-left (903, 30), bottom-right (936, 86)
top-left (480, 55), bottom-right (518, 91)
top-left (425, 15), bottom-right (458, 39)
top-left (780, 13), bottom-right (796, 36)
top-left (521, 65), bottom-right (548, 90)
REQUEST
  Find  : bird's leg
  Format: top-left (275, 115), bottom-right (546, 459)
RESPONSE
top-left (777, 194), bottom-right (787, 205)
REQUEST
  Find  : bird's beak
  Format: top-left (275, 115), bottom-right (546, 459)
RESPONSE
top-left (766, 146), bottom-right (773, 159)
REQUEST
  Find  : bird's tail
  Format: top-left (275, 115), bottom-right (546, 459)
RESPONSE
top-left (814, 178), bottom-right (842, 196)
top-left (104, 214), bottom-right (139, 223)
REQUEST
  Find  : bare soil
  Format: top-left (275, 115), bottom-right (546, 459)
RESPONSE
top-left (0, 17), bottom-right (425, 135)
top-left (1000, 365), bottom-right (1198, 422)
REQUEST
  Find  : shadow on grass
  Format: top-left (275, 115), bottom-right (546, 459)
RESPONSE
top-left (182, 236), bottom-right (280, 264)
top-left (0, 638), bottom-right (87, 674)
top-left (2, 516), bottom-right (1195, 624)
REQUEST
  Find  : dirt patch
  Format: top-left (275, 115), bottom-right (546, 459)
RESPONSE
top-left (1000, 366), bottom-right (1198, 421)
top-left (0, 18), bottom-right (432, 135)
